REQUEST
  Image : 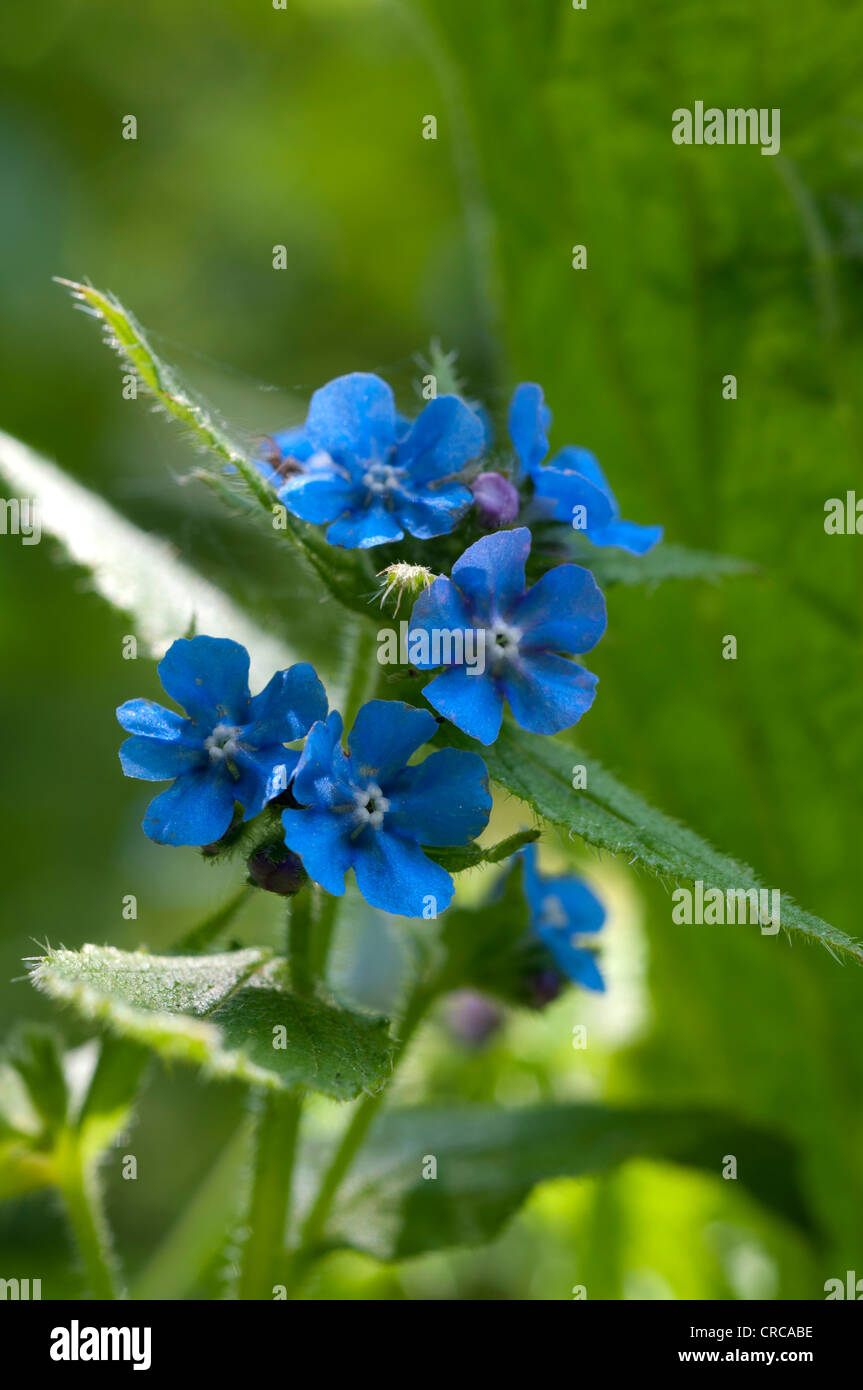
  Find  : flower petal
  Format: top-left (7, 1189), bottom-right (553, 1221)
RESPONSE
top-left (157, 636), bottom-right (251, 726)
top-left (280, 807), bottom-right (353, 897)
top-left (408, 577), bottom-right (474, 670)
top-left (272, 426), bottom-right (317, 462)
top-left (326, 503), bottom-right (404, 549)
top-left (233, 746), bottom-right (300, 820)
top-left (352, 830), bottom-right (454, 917)
top-left (451, 526), bottom-right (532, 620)
top-left (539, 933), bottom-right (605, 992)
top-left (502, 654), bottom-right (598, 734)
top-left (508, 382), bottom-right (551, 476)
top-left (587, 519), bottom-right (664, 554)
top-left (526, 870), bottom-right (606, 936)
top-left (395, 483), bottom-right (472, 540)
top-left (304, 372), bottom-right (397, 463)
top-left (513, 564), bottom-right (607, 655)
top-left (116, 698), bottom-right (196, 742)
top-left (119, 736), bottom-right (203, 782)
top-left (531, 462), bottom-right (615, 531)
top-left (245, 663), bottom-right (328, 747)
top-left (279, 468), bottom-right (361, 525)
top-left (551, 446), bottom-right (614, 504)
top-left (387, 748), bottom-right (491, 846)
top-left (141, 770), bottom-right (237, 846)
top-left (422, 667), bottom-right (504, 746)
top-left (397, 395), bottom-right (485, 483)
top-left (291, 711), bottom-right (351, 808)
top-left (346, 700), bottom-right (437, 783)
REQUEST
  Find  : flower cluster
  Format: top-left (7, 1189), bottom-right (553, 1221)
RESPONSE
top-left (117, 366), bottom-right (631, 990)
top-left (118, 639), bottom-right (490, 919)
top-left (261, 370), bottom-right (660, 554)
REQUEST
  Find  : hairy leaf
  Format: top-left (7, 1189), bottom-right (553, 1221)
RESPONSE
top-left (55, 279), bottom-right (372, 618)
top-left (436, 722), bottom-right (862, 965)
top-left (30, 946), bottom-right (393, 1101)
top-left (579, 541), bottom-right (757, 589)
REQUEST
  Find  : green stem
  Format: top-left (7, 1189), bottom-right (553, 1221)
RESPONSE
top-left (307, 888), bottom-right (341, 982)
top-left (294, 979), bottom-right (436, 1266)
top-left (287, 890), bottom-right (314, 995)
top-left (342, 619), bottom-right (381, 729)
top-left (58, 1138), bottom-right (118, 1301)
top-left (237, 1088), bottom-right (302, 1300)
top-left (173, 884), bottom-right (252, 953)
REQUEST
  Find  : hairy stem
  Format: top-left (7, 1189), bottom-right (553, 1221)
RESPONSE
top-left (237, 1089), bottom-right (302, 1300)
top-left (342, 619), bottom-right (382, 729)
top-left (293, 979), bottom-right (436, 1271)
top-left (307, 888), bottom-right (341, 982)
top-left (57, 1138), bottom-right (119, 1301)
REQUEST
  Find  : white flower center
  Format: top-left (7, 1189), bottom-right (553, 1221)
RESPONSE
top-left (486, 618), bottom-right (522, 667)
top-left (361, 462), bottom-right (403, 497)
top-left (204, 723), bottom-right (242, 763)
top-left (351, 781), bottom-right (391, 831)
top-left (539, 894), bottom-right (568, 930)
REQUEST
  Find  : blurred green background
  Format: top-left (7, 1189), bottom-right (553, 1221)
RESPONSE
top-left (1, 0), bottom-right (862, 1299)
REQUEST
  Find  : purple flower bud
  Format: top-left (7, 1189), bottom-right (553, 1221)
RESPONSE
top-left (247, 846), bottom-right (307, 897)
top-left (527, 969), bottom-right (563, 1009)
top-left (470, 471), bottom-right (520, 528)
top-left (444, 990), bottom-right (504, 1047)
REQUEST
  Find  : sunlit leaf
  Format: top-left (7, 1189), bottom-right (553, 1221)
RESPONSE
top-left (30, 945), bottom-right (393, 1101)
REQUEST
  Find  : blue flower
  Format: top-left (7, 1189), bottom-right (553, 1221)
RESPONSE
top-left (408, 527), bottom-right (606, 745)
top-left (508, 382), bottom-right (663, 554)
top-left (272, 373), bottom-right (484, 549)
top-left (117, 636), bottom-right (327, 847)
top-left (280, 700), bottom-right (491, 916)
top-left (521, 843), bottom-right (606, 992)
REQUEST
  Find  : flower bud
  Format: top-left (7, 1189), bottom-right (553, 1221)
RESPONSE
top-left (247, 845), bottom-right (307, 896)
top-left (527, 968), bottom-right (563, 1009)
top-left (376, 561), bottom-right (435, 615)
top-left (444, 989), bottom-right (504, 1047)
top-left (470, 471), bottom-right (520, 528)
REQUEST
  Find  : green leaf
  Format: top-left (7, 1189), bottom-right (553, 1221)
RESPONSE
top-left (0, 430), bottom-right (296, 686)
top-left (322, 1103), bottom-right (818, 1260)
top-left (438, 857), bottom-right (549, 1005)
top-left (30, 946), bottom-right (393, 1101)
top-left (7, 1026), bottom-right (68, 1133)
top-left (73, 1036), bottom-right (150, 1164)
top-left (438, 721), bottom-right (863, 966)
top-left (0, 1049), bottom-right (51, 1202)
top-left (0, 1032), bottom-right (145, 1202)
top-left (570, 539), bottom-right (757, 589)
top-left (54, 279), bottom-right (372, 619)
